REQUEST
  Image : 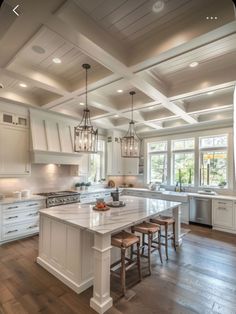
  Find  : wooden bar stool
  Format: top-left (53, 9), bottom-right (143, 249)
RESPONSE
top-left (151, 216), bottom-right (176, 260)
top-left (111, 231), bottom-right (141, 296)
top-left (131, 221), bottom-right (162, 275)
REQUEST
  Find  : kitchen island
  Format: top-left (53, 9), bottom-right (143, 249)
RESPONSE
top-left (37, 195), bottom-right (181, 314)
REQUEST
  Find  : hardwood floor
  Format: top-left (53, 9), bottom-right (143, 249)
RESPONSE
top-left (0, 225), bottom-right (236, 314)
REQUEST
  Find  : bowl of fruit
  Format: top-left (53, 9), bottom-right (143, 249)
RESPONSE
top-left (93, 198), bottom-right (110, 211)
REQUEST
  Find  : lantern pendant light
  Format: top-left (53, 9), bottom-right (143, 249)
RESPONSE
top-left (121, 91), bottom-right (141, 158)
top-left (74, 64), bottom-right (98, 153)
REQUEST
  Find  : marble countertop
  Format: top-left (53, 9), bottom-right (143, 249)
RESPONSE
top-left (39, 195), bottom-right (181, 235)
top-left (124, 188), bottom-right (236, 201)
top-left (0, 195), bottom-right (46, 205)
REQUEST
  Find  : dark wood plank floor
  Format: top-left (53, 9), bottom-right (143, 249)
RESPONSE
top-left (0, 225), bottom-right (236, 314)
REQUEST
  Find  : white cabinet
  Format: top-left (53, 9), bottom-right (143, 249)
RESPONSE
top-left (0, 124), bottom-right (30, 176)
top-left (213, 199), bottom-right (234, 230)
top-left (107, 140), bottom-right (124, 175)
top-left (123, 158), bottom-right (139, 175)
top-left (0, 199), bottom-right (46, 244)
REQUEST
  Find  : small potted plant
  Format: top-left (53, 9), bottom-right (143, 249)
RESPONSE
top-left (85, 182), bottom-right (91, 190)
top-left (75, 182), bottom-right (81, 191)
top-left (80, 182), bottom-right (86, 191)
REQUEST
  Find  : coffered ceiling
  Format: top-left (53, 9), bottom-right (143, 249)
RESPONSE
top-left (0, 0), bottom-right (235, 136)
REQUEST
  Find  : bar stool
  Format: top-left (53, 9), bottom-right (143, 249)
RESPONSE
top-left (151, 216), bottom-right (176, 260)
top-left (111, 231), bottom-right (141, 296)
top-left (131, 221), bottom-right (162, 275)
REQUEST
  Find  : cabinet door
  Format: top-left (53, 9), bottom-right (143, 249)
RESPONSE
top-left (107, 142), bottom-right (113, 175)
top-left (124, 158), bottom-right (139, 175)
top-left (0, 125), bottom-right (30, 175)
top-left (114, 141), bottom-right (123, 175)
top-left (213, 200), bottom-right (234, 229)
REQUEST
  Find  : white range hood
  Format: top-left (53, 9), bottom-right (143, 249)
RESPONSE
top-left (30, 108), bottom-right (82, 165)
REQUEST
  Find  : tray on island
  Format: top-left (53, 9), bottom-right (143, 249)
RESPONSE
top-left (107, 201), bottom-right (126, 208)
top-left (92, 205), bottom-right (110, 211)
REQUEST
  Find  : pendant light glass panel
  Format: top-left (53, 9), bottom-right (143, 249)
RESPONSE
top-left (121, 91), bottom-right (141, 158)
top-left (74, 64), bottom-right (98, 153)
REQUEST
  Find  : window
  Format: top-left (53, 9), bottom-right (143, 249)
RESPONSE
top-left (199, 135), bottom-right (228, 187)
top-left (148, 141), bottom-right (167, 183)
top-left (88, 140), bottom-right (106, 183)
top-left (172, 138), bottom-right (195, 186)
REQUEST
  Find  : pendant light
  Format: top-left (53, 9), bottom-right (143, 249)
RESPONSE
top-left (121, 91), bottom-right (141, 158)
top-left (74, 64), bottom-right (98, 153)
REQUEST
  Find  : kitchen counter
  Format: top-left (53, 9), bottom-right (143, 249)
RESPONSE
top-left (0, 194), bottom-right (46, 205)
top-left (38, 195), bottom-right (181, 314)
top-left (123, 188), bottom-right (236, 201)
top-left (39, 195), bottom-right (180, 235)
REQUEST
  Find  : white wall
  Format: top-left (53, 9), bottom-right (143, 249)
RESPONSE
top-left (0, 164), bottom-right (79, 196)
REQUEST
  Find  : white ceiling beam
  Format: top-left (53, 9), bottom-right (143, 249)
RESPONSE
top-left (47, 3), bottom-right (196, 125)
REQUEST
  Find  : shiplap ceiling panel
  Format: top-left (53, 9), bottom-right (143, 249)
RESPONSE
top-left (10, 27), bottom-right (107, 84)
top-left (0, 0), bottom-right (235, 135)
top-left (151, 34), bottom-right (236, 77)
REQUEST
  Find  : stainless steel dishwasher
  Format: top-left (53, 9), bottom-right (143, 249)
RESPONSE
top-left (189, 197), bottom-right (212, 226)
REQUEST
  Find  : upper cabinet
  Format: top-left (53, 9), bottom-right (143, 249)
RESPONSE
top-left (30, 109), bottom-right (81, 165)
top-left (0, 108), bottom-right (30, 177)
top-left (107, 131), bottom-right (140, 176)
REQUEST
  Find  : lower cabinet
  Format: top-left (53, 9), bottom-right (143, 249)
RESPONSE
top-left (80, 191), bottom-right (112, 204)
top-left (0, 199), bottom-right (46, 244)
top-left (212, 199), bottom-right (234, 231)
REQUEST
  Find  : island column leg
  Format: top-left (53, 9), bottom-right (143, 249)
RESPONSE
top-left (90, 233), bottom-right (113, 314)
top-left (173, 205), bottom-right (182, 246)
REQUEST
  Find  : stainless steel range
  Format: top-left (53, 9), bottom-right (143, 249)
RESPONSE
top-left (37, 191), bottom-right (80, 208)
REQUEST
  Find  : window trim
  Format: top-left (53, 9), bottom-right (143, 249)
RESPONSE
top-left (144, 127), bottom-right (233, 192)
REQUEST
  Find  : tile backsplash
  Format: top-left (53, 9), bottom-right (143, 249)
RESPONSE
top-left (0, 164), bottom-right (78, 196)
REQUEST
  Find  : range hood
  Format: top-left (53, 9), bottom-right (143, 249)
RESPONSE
top-left (30, 109), bottom-right (82, 165)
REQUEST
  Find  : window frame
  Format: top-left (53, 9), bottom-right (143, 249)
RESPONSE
top-left (147, 141), bottom-right (168, 184)
top-left (171, 138), bottom-right (195, 186)
top-left (199, 134), bottom-right (228, 188)
top-left (144, 128), bottom-right (233, 192)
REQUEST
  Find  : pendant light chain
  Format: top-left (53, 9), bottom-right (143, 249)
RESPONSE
top-left (74, 64), bottom-right (98, 153)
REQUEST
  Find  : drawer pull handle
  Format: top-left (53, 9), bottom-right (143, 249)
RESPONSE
top-left (7, 206), bottom-right (18, 210)
top-left (218, 207), bottom-right (227, 210)
top-left (218, 201), bottom-right (228, 205)
top-left (27, 225), bottom-right (38, 229)
top-left (27, 203), bottom-right (38, 207)
top-left (28, 213), bottom-right (38, 216)
top-left (7, 215), bottom-right (18, 219)
top-left (7, 229), bottom-right (18, 234)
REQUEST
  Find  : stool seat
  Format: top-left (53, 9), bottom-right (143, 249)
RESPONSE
top-left (132, 221), bottom-right (160, 234)
top-left (151, 216), bottom-right (175, 225)
top-left (111, 231), bottom-right (139, 248)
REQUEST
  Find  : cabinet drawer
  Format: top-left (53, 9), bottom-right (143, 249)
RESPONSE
top-left (214, 200), bottom-right (233, 209)
top-left (2, 218), bottom-right (39, 240)
top-left (3, 208), bottom-right (39, 225)
top-left (3, 200), bottom-right (44, 212)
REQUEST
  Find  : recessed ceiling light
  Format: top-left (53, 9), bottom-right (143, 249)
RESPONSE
top-left (152, 0), bottom-right (165, 13)
top-left (52, 57), bottom-right (62, 64)
top-left (117, 89), bottom-right (123, 93)
top-left (114, 114), bottom-right (119, 118)
top-left (207, 91), bottom-right (215, 95)
top-left (79, 102), bottom-right (85, 106)
top-left (189, 61), bottom-right (199, 68)
top-left (19, 83), bottom-right (27, 88)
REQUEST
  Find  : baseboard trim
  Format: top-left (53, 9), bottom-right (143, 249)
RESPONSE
top-left (37, 257), bottom-right (93, 294)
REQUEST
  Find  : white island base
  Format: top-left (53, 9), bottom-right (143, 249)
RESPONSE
top-left (37, 196), bottom-right (181, 314)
